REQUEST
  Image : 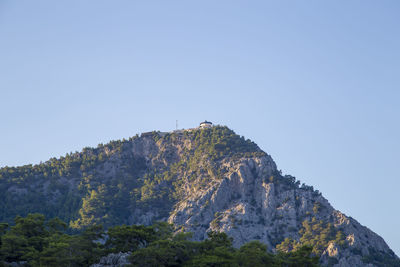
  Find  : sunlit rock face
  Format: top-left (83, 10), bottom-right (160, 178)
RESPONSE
top-left (165, 147), bottom-right (396, 266)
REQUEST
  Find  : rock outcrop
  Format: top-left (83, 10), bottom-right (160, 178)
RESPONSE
top-left (90, 252), bottom-right (130, 267)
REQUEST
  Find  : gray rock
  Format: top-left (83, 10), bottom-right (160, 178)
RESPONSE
top-left (165, 150), bottom-right (397, 266)
top-left (90, 252), bottom-right (130, 267)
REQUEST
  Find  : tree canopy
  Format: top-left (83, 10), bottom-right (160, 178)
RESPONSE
top-left (0, 213), bottom-right (320, 267)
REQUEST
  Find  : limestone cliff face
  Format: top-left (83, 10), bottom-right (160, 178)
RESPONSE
top-left (166, 153), bottom-right (395, 266)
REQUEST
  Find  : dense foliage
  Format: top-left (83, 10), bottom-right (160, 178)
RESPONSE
top-left (276, 217), bottom-right (346, 266)
top-left (276, 217), bottom-right (346, 254)
top-left (0, 136), bottom-right (141, 228)
top-left (0, 213), bottom-right (320, 267)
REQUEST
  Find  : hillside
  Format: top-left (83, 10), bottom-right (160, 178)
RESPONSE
top-left (0, 125), bottom-right (398, 266)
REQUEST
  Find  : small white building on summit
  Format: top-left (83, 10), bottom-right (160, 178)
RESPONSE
top-left (199, 121), bottom-right (213, 129)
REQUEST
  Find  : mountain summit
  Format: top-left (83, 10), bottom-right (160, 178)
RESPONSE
top-left (0, 125), bottom-right (398, 266)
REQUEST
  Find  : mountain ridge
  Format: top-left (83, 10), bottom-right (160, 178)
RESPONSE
top-left (0, 125), bottom-right (398, 266)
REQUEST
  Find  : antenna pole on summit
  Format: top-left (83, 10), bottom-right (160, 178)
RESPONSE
top-left (176, 120), bottom-right (178, 130)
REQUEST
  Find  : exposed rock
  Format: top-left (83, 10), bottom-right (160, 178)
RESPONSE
top-left (326, 242), bottom-right (339, 258)
top-left (3, 261), bottom-right (28, 267)
top-left (90, 252), bottom-right (130, 267)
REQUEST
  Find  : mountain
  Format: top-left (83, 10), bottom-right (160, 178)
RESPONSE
top-left (0, 125), bottom-right (398, 266)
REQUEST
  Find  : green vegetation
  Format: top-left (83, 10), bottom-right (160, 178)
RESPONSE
top-left (274, 217), bottom-right (399, 266)
top-left (0, 213), bottom-right (104, 266)
top-left (276, 217), bottom-right (346, 256)
top-left (0, 137), bottom-right (143, 229)
top-left (186, 126), bottom-right (264, 160)
top-left (0, 213), bottom-right (320, 267)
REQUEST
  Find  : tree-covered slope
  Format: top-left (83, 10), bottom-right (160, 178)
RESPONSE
top-left (0, 126), bottom-right (263, 229)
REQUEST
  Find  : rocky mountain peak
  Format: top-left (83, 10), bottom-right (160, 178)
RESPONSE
top-left (0, 125), bottom-right (398, 266)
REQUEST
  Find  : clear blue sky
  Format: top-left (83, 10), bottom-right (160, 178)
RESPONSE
top-left (1, 0), bottom-right (399, 255)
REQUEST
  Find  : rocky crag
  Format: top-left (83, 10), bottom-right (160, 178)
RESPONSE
top-left (0, 125), bottom-right (398, 266)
